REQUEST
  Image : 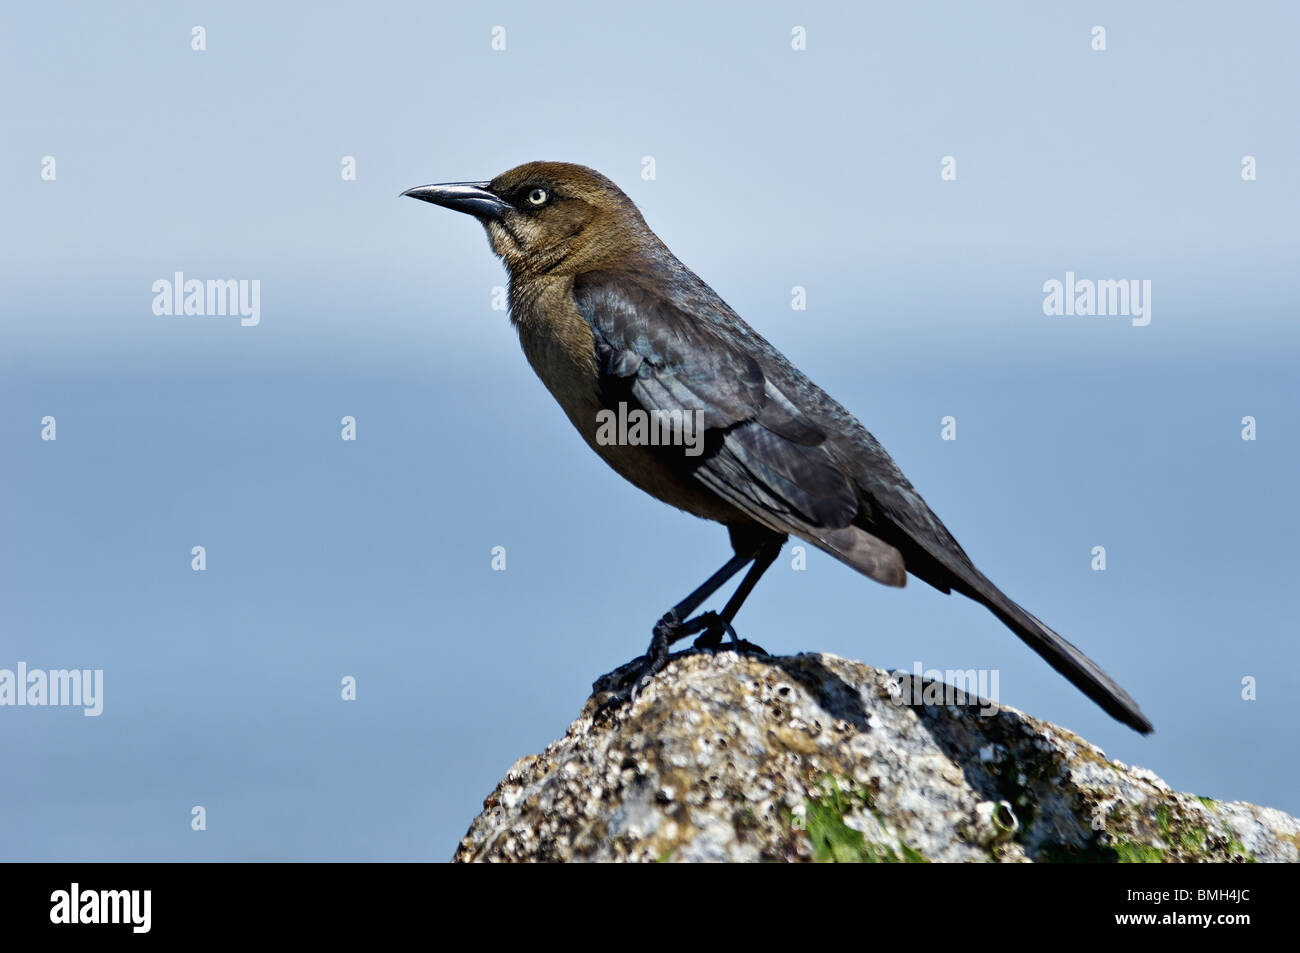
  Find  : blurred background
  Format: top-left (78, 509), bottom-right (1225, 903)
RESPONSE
top-left (1, 1), bottom-right (1296, 860)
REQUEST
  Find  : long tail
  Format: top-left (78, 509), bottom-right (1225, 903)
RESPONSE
top-left (968, 582), bottom-right (1153, 734)
top-left (800, 515), bottom-right (1153, 733)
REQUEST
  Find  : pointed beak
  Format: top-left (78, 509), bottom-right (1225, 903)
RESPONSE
top-left (401, 181), bottom-right (510, 220)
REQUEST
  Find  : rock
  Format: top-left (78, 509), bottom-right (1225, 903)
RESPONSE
top-left (453, 650), bottom-right (1300, 863)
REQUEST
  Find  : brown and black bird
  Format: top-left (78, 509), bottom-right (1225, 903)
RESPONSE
top-left (404, 161), bottom-right (1153, 734)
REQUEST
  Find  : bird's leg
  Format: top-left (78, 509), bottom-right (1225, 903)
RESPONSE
top-left (687, 539), bottom-right (782, 652)
top-left (596, 550), bottom-right (755, 713)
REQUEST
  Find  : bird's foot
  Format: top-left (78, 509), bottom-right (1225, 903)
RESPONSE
top-left (592, 610), bottom-right (679, 721)
top-left (592, 610), bottom-right (770, 722)
top-left (681, 611), bottom-right (768, 656)
top-left (678, 610), bottom-right (735, 648)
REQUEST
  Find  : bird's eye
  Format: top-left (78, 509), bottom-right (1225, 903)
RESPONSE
top-left (526, 188), bottom-right (549, 206)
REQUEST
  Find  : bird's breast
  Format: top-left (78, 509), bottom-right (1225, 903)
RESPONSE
top-left (512, 280), bottom-right (604, 434)
top-left (509, 279), bottom-right (744, 526)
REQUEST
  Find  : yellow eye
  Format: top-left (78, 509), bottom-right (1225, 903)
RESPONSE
top-left (526, 188), bottom-right (549, 206)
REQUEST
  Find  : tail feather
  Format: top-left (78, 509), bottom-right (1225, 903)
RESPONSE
top-left (973, 586), bottom-right (1153, 734)
top-left (859, 511), bottom-right (1154, 734)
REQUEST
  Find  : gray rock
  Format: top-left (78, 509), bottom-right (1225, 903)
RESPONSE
top-left (453, 650), bottom-right (1300, 863)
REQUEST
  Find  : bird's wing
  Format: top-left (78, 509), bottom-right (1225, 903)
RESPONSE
top-left (573, 268), bottom-right (906, 585)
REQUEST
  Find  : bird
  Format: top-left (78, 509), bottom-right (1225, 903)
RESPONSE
top-left (403, 161), bottom-right (1153, 734)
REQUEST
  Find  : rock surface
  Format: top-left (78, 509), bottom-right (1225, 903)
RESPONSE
top-left (453, 650), bottom-right (1300, 862)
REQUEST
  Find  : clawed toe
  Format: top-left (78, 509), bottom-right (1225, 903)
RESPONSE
top-left (592, 607), bottom-right (769, 722)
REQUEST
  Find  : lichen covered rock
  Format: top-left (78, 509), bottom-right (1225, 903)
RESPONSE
top-left (453, 650), bottom-right (1300, 863)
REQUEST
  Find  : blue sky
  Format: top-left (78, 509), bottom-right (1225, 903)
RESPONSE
top-left (1, 1), bottom-right (1297, 859)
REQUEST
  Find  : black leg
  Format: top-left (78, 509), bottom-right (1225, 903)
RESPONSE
top-left (688, 538), bottom-right (783, 650)
top-left (595, 533), bottom-right (787, 718)
top-left (666, 550), bottom-right (755, 622)
top-left (595, 549), bottom-right (756, 716)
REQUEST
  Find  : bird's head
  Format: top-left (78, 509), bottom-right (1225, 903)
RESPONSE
top-left (404, 161), bottom-right (649, 277)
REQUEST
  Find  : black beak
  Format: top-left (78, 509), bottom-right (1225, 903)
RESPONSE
top-left (402, 181), bottom-right (510, 220)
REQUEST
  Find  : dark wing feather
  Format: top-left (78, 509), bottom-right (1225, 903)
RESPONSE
top-left (574, 267), bottom-right (905, 583)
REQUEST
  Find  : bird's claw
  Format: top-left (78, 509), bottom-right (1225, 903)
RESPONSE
top-left (685, 612), bottom-right (769, 656)
top-left (592, 610), bottom-right (770, 722)
top-left (682, 610), bottom-right (739, 649)
top-left (592, 612), bottom-right (678, 721)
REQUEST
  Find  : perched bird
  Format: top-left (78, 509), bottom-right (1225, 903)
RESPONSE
top-left (404, 162), bottom-right (1153, 734)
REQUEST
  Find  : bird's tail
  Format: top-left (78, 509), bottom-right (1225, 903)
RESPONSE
top-left (805, 516), bottom-right (1152, 733)
top-left (970, 584), bottom-right (1153, 734)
